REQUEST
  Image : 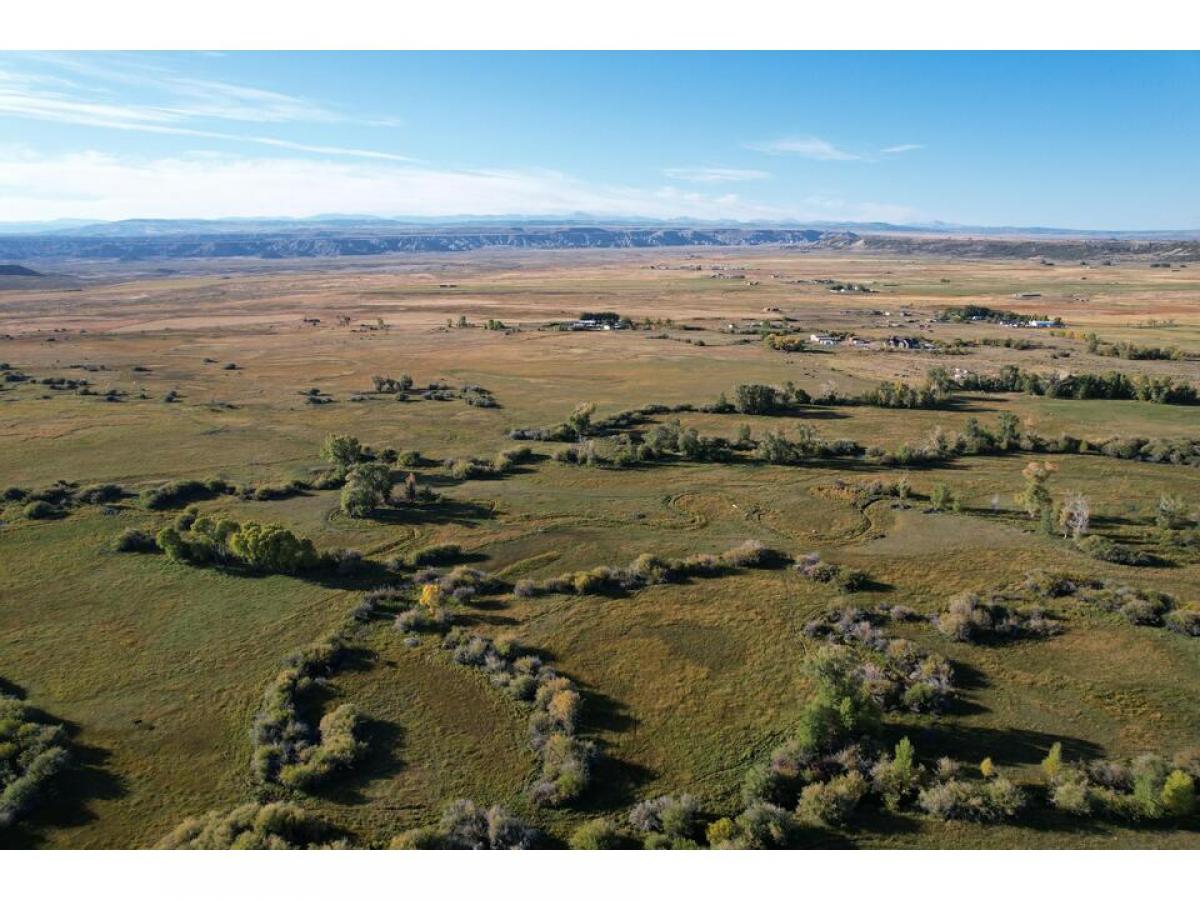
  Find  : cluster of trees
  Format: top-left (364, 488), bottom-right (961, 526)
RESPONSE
top-left (157, 802), bottom-right (343, 849)
top-left (443, 446), bottom-right (534, 480)
top-left (391, 799), bottom-right (538, 849)
top-left (944, 364), bottom-right (1199, 405)
top-left (1, 690), bottom-right (71, 828)
top-left (857, 412), bottom-right (1200, 477)
top-left (151, 516), bottom-right (321, 574)
top-left (370, 373), bottom-right (413, 394)
top-left (935, 593), bottom-right (1062, 643)
top-left (1045, 743), bottom-right (1197, 821)
top-left (368, 374), bottom-right (499, 407)
top-left (509, 402), bottom-right (606, 442)
top-left (250, 632), bottom-right (366, 790)
top-left (439, 630), bottom-right (598, 807)
top-left (1082, 332), bottom-right (1186, 361)
top-left (793, 553), bottom-right (869, 593)
top-left (754, 426), bottom-right (860, 465)
top-left (320, 433), bottom-right (438, 518)
top-left (640, 421), bottom-right (734, 463)
top-left (942, 570), bottom-right (1200, 642)
top-left (936, 304), bottom-right (1059, 326)
top-left (1155, 494), bottom-right (1199, 552)
top-left (420, 565), bottom-right (505, 605)
top-left (340, 462), bottom-right (393, 517)
top-left (728, 647), bottom-right (1028, 841)
top-left (393, 583), bottom-right (455, 633)
top-left (513, 540), bottom-right (788, 599)
top-left (801, 605), bottom-right (954, 713)
top-left (1007, 459), bottom-right (1165, 565)
top-left (722, 380), bottom-right (954, 415)
top-left (518, 398), bottom-right (1200, 483)
top-left (1064, 578), bottom-right (1200, 637)
top-left (568, 795), bottom-right (702, 849)
top-left (388, 570), bottom-right (507, 634)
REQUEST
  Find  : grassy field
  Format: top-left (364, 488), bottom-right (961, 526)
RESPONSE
top-left (2, 248), bottom-right (1199, 848)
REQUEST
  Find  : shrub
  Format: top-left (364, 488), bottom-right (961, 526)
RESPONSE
top-left (569, 818), bottom-right (627, 850)
top-left (399, 799), bottom-right (540, 849)
top-left (628, 794), bottom-right (700, 841)
top-left (872, 737), bottom-right (923, 811)
top-left (705, 817), bottom-right (738, 848)
top-left (796, 771), bottom-right (868, 826)
top-left (1156, 494), bottom-right (1192, 531)
top-left (22, 500), bottom-right (57, 519)
top-left (936, 593), bottom-right (1060, 643)
top-left (1161, 770), bottom-right (1196, 816)
top-left (917, 777), bottom-right (1025, 822)
top-left (141, 478), bottom-right (220, 510)
top-left (1164, 609), bottom-right (1200, 637)
top-left (157, 802), bottom-right (338, 849)
top-left (405, 543), bottom-right (463, 567)
top-left (1076, 535), bottom-right (1154, 567)
top-left (1050, 773), bottom-right (1093, 815)
top-left (76, 483), bottom-right (126, 504)
top-left (0, 693), bottom-right (71, 828)
top-left (249, 633), bottom-right (356, 789)
top-left (929, 482), bottom-right (953, 512)
top-left (277, 703), bottom-right (365, 790)
top-left (531, 732), bottom-right (594, 806)
top-left (113, 528), bottom-right (158, 553)
top-left (734, 801), bottom-right (795, 849)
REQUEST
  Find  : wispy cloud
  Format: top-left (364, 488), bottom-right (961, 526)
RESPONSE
top-left (745, 136), bottom-right (862, 161)
top-left (0, 148), bottom-right (924, 224)
top-left (747, 136), bottom-right (925, 161)
top-left (0, 54), bottom-right (408, 162)
top-left (663, 166), bottom-right (770, 184)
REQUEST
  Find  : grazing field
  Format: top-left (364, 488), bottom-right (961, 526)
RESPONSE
top-left (2, 247), bottom-right (1200, 849)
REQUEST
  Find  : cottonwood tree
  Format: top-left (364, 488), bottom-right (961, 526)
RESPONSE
top-left (340, 462), bottom-right (392, 518)
top-left (1058, 492), bottom-right (1091, 540)
top-left (567, 402), bottom-right (595, 438)
top-left (1015, 460), bottom-right (1056, 519)
top-left (321, 434), bottom-right (364, 473)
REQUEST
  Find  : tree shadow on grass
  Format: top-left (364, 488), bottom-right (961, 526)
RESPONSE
top-left (366, 499), bottom-right (496, 528)
top-left (886, 721), bottom-right (1104, 770)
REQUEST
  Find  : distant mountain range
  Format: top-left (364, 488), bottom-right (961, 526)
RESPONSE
top-left (3, 215), bottom-right (1200, 240)
top-left (0, 218), bottom-right (1197, 264)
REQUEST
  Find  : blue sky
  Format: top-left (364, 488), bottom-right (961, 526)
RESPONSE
top-left (1, 51), bottom-right (1197, 228)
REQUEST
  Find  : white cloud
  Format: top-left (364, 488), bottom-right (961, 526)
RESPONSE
top-left (16, 53), bottom-right (367, 125)
top-left (881, 143), bottom-right (924, 154)
top-left (0, 77), bottom-right (417, 162)
top-left (745, 136), bottom-right (862, 161)
top-left (0, 149), bottom-right (923, 224)
top-left (0, 55), bottom-right (407, 162)
top-left (662, 166), bottom-right (770, 183)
